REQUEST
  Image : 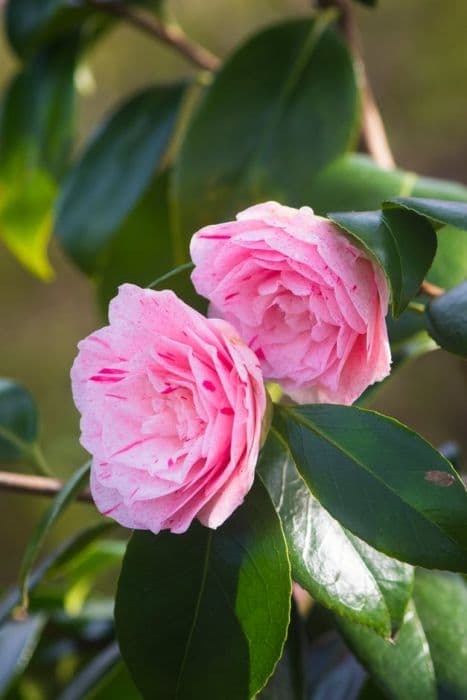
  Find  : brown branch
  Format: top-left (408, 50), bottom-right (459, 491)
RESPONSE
top-left (316, 0), bottom-right (395, 169)
top-left (0, 471), bottom-right (92, 503)
top-left (420, 280), bottom-right (445, 298)
top-left (88, 1), bottom-right (220, 72)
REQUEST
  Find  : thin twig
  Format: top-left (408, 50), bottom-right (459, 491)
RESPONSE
top-left (0, 471), bottom-right (92, 503)
top-left (88, 0), bottom-right (220, 72)
top-left (316, 0), bottom-right (395, 169)
top-left (420, 280), bottom-right (445, 298)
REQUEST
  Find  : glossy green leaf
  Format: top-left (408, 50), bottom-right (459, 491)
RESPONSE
top-left (275, 404), bottom-right (467, 572)
top-left (414, 570), bottom-right (467, 699)
top-left (338, 602), bottom-right (436, 700)
top-left (389, 197), bottom-right (467, 231)
top-left (19, 461), bottom-right (91, 609)
top-left (258, 430), bottom-right (413, 637)
top-left (0, 614), bottom-right (47, 696)
top-left (174, 15), bottom-right (359, 237)
top-left (330, 209), bottom-right (437, 316)
top-left (0, 378), bottom-right (38, 461)
top-left (115, 480), bottom-right (291, 700)
top-left (426, 281), bottom-right (467, 358)
top-left (56, 84), bottom-right (184, 273)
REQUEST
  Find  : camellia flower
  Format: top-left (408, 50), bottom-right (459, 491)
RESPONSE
top-left (191, 201), bottom-right (391, 405)
top-left (71, 284), bottom-right (266, 533)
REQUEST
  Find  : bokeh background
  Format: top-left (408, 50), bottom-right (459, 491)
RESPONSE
top-left (1, 0), bottom-right (467, 586)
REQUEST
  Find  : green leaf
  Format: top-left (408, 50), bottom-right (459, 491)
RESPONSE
top-left (426, 281), bottom-right (467, 358)
top-left (0, 378), bottom-right (38, 461)
top-left (414, 570), bottom-right (467, 699)
top-left (330, 208), bottom-right (437, 316)
top-left (94, 172), bottom-right (206, 313)
top-left (0, 40), bottom-right (77, 278)
top-left (338, 602), bottom-right (436, 700)
top-left (0, 614), bottom-right (47, 696)
top-left (308, 154), bottom-right (467, 215)
top-left (275, 404), bottom-right (467, 572)
top-left (174, 15), bottom-right (359, 237)
top-left (19, 461), bottom-right (91, 609)
top-left (388, 197), bottom-right (467, 231)
top-left (115, 479), bottom-right (291, 699)
top-left (258, 430), bottom-right (413, 637)
top-left (95, 172), bottom-right (173, 309)
top-left (56, 84), bottom-right (185, 274)
top-left (353, 0), bottom-right (377, 6)
top-left (428, 225), bottom-right (467, 289)
top-left (5, 0), bottom-right (162, 56)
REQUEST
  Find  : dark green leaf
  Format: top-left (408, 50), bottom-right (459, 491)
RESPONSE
top-left (426, 281), bottom-right (467, 358)
top-left (330, 209), bottom-right (436, 316)
top-left (0, 378), bottom-right (38, 461)
top-left (174, 16), bottom-right (358, 237)
top-left (5, 0), bottom-right (162, 56)
top-left (19, 461), bottom-right (91, 609)
top-left (95, 172), bottom-right (174, 309)
top-left (56, 84), bottom-right (185, 274)
top-left (258, 430), bottom-right (413, 637)
top-left (414, 570), bottom-right (467, 699)
top-left (115, 479), bottom-right (291, 700)
top-left (275, 404), bottom-right (467, 572)
top-left (0, 614), bottom-right (47, 696)
top-left (388, 197), bottom-right (467, 231)
top-left (338, 602), bottom-right (436, 700)
top-left (353, 0), bottom-right (377, 6)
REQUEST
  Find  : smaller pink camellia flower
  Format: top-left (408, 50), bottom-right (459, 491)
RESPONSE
top-left (191, 201), bottom-right (391, 405)
top-left (71, 284), bottom-right (266, 534)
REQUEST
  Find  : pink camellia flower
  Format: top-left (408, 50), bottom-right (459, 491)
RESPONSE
top-left (191, 201), bottom-right (391, 405)
top-left (71, 284), bottom-right (266, 533)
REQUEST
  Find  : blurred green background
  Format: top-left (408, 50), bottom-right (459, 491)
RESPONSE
top-left (1, 0), bottom-right (467, 586)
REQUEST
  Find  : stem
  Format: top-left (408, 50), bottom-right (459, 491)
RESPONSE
top-left (420, 280), bottom-right (445, 298)
top-left (316, 0), bottom-right (395, 169)
top-left (0, 470), bottom-right (92, 503)
top-left (87, 1), bottom-right (220, 72)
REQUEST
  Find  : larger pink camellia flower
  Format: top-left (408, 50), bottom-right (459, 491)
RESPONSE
top-left (71, 284), bottom-right (266, 533)
top-left (191, 201), bottom-right (391, 405)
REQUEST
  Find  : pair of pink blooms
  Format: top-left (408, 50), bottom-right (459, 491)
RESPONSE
top-left (71, 202), bottom-right (390, 533)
